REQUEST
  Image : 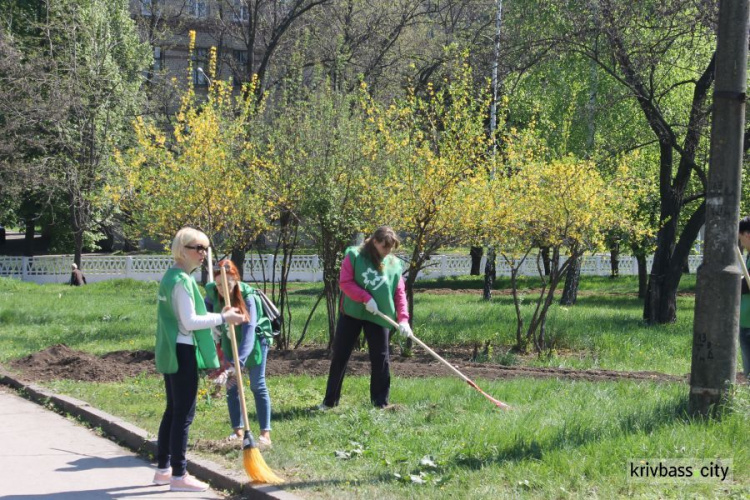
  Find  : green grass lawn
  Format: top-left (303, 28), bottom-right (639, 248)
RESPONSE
top-left (45, 374), bottom-right (749, 499)
top-left (1, 274), bottom-right (748, 499)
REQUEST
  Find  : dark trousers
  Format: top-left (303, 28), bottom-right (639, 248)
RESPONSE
top-left (156, 343), bottom-right (198, 477)
top-left (323, 314), bottom-right (391, 407)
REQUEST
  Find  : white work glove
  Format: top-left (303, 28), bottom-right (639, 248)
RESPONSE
top-left (365, 298), bottom-right (379, 314)
top-left (398, 322), bottom-right (413, 340)
top-left (212, 366), bottom-right (235, 386)
top-left (226, 367), bottom-right (239, 389)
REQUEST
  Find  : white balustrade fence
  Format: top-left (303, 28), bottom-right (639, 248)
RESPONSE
top-left (0, 253), bottom-right (704, 285)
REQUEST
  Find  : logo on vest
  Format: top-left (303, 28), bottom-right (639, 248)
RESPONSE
top-left (361, 268), bottom-right (386, 291)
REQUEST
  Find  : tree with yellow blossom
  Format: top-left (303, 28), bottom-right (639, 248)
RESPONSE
top-left (466, 147), bottom-right (633, 352)
top-left (113, 31), bottom-right (271, 258)
top-left (361, 57), bottom-right (497, 320)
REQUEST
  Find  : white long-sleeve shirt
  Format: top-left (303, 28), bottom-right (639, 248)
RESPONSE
top-left (172, 283), bottom-right (224, 345)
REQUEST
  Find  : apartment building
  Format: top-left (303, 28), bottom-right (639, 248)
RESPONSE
top-left (130, 0), bottom-right (258, 93)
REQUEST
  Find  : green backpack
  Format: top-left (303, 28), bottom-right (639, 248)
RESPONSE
top-left (244, 285), bottom-right (276, 342)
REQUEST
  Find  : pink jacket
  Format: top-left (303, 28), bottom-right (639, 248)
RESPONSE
top-left (339, 255), bottom-right (409, 323)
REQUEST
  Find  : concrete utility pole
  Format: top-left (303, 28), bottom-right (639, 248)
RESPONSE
top-left (689, 0), bottom-right (749, 416)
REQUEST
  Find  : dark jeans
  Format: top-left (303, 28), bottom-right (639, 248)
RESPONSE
top-left (323, 314), bottom-right (391, 407)
top-left (156, 343), bottom-right (198, 477)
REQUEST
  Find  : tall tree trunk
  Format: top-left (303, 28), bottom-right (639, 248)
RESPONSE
top-left (274, 209), bottom-right (299, 350)
top-left (323, 275), bottom-right (338, 349)
top-left (483, 247), bottom-right (496, 300)
top-left (231, 248), bottom-right (245, 280)
top-left (609, 240), bottom-right (620, 278)
top-left (510, 267), bottom-right (524, 350)
top-left (23, 218), bottom-right (35, 257)
top-left (636, 253), bottom-right (648, 299)
top-left (469, 246), bottom-right (483, 275)
top-left (70, 192), bottom-right (84, 268)
top-left (73, 230), bottom-right (83, 269)
top-left (540, 246), bottom-right (551, 276)
top-left (560, 256), bottom-right (581, 305)
top-left (645, 202), bottom-right (706, 323)
top-left (320, 236), bottom-right (341, 350)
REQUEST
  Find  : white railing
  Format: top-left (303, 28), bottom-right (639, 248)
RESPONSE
top-left (0, 253), bottom-right (703, 285)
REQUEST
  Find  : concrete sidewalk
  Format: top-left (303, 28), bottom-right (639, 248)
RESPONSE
top-left (0, 385), bottom-right (224, 499)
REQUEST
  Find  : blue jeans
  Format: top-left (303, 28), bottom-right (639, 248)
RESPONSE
top-left (226, 338), bottom-right (271, 431)
top-left (740, 327), bottom-right (750, 377)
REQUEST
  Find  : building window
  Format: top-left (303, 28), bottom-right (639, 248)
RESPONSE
top-left (193, 48), bottom-right (209, 86)
top-left (140, 0), bottom-right (153, 16)
top-left (233, 50), bottom-right (248, 85)
top-left (189, 0), bottom-right (209, 18)
top-left (153, 47), bottom-right (163, 71)
top-left (233, 0), bottom-right (249, 21)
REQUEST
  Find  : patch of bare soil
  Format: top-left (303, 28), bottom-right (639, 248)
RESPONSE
top-left (7, 343), bottom-right (711, 386)
top-left (414, 287), bottom-right (697, 297)
top-left (414, 287), bottom-right (650, 297)
top-left (9, 344), bottom-right (156, 382)
top-left (265, 346), bottom-right (689, 384)
top-left (192, 437), bottom-right (242, 455)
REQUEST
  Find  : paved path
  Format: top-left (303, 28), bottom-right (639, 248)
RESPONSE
top-left (0, 386), bottom-right (224, 499)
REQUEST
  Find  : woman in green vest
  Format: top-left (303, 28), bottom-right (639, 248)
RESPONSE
top-left (153, 227), bottom-right (246, 493)
top-left (320, 226), bottom-right (413, 410)
top-left (204, 259), bottom-right (274, 449)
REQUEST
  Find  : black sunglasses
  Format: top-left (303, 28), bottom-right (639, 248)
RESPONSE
top-left (185, 244), bottom-right (209, 252)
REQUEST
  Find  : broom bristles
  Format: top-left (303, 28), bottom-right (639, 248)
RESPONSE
top-left (243, 447), bottom-right (284, 484)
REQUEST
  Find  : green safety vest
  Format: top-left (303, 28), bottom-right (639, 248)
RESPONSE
top-left (155, 268), bottom-right (219, 373)
top-left (341, 246), bottom-right (402, 329)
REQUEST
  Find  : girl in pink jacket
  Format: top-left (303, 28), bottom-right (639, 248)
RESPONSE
top-left (320, 226), bottom-right (412, 409)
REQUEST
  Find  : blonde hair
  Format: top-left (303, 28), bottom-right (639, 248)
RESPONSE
top-left (171, 227), bottom-right (209, 263)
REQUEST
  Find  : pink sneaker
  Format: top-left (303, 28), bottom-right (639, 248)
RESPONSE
top-left (258, 435), bottom-right (273, 450)
top-left (152, 467), bottom-right (171, 485)
top-left (170, 473), bottom-right (209, 492)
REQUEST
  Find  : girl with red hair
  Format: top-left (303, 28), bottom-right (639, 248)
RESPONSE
top-left (205, 259), bottom-right (274, 449)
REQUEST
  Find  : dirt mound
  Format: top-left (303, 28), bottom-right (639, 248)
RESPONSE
top-left (413, 287), bottom-right (648, 297)
top-left (6, 344), bottom-right (701, 385)
top-left (10, 344), bottom-right (156, 382)
top-left (265, 347), bottom-right (689, 383)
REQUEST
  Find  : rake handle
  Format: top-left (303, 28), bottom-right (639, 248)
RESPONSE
top-left (220, 266), bottom-right (251, 434)
top-left (374, 310), bottom-right (474, 385)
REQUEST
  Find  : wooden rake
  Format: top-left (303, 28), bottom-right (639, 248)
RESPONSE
top-left (373, 310), bottom-right (511, 410)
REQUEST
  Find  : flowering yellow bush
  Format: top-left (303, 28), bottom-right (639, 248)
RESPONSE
top-left (113, 33), bottom-right (271, 251)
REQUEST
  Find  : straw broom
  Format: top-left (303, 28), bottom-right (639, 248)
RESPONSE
top-left (220, 265), bottom-right (284, 484)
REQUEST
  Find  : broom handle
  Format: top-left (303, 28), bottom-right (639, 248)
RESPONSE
top-left (221, 266), bottom-right (251, 433)
top-left (736, 246), bottom-right (750, 285)
top-left (207, 247), bottom-right (214, 283)
top-left (374, 310), bottom-right (474, 385)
